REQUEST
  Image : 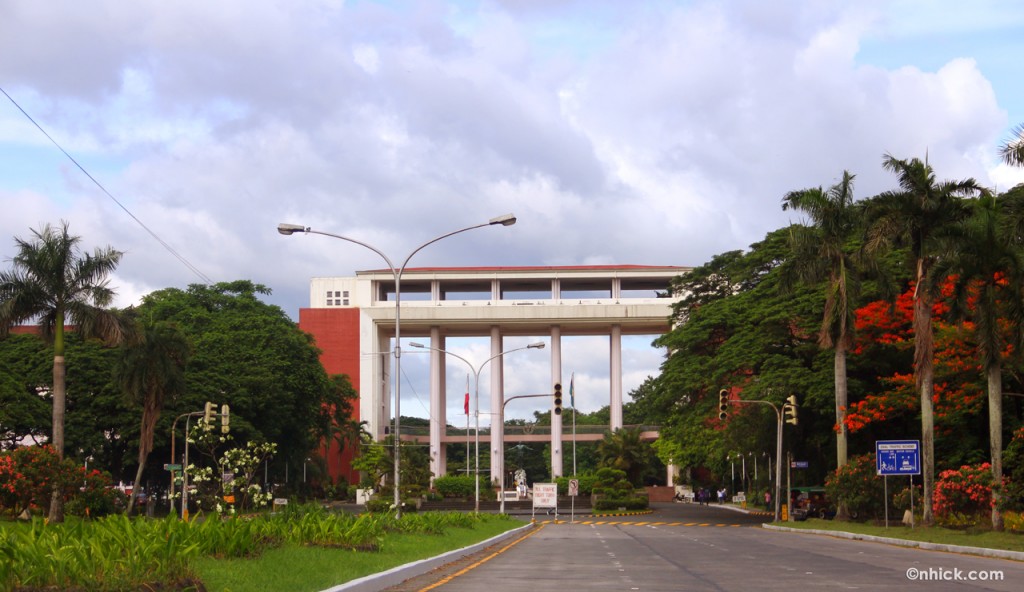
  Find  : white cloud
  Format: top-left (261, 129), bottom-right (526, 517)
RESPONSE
top-left (2, 0), bottom-right (1021, 420)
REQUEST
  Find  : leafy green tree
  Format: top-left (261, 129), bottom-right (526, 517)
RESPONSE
top-left (654, 229), bottom-right (836, 487)
top-left (0, 221), bottom-right (126, 522)
top-left (114, 317), bottom-right (191, 514)
top-left (0, 334), bottom-right (51, 448)
top-left (930, 191), bottom-right (1024, 530)
top-left (864, 155), bottom-right (984, 524)
top-left (134, 281), bottom-right (346, 481)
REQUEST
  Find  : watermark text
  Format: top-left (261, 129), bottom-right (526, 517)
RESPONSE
top-left (906, 567), bottom-right (1004, 582)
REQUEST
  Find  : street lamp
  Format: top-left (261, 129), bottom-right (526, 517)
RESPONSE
top-left (278, 214), bottom-right (516, 517)
top-left (409, 340), bottom-right (545, 512)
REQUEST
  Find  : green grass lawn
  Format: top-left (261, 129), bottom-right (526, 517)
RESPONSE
top-left (191, 515), bottom-right (524, 592)
top-left (778, 518), bottom-right (1024, 553)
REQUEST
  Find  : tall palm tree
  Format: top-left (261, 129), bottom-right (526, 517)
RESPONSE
top-left (114, 317), bottom-right (190, 515)
top-left (0, 221), bottom-right (125, 522)
top-left (781, 171), bottom-right (862, 478)
top-left (865, 155), bottom-right (983, 524)
top-left (929, 192), bottom-right (1023, 531)
top-left (1001, 124), bottom-right (1024, 167)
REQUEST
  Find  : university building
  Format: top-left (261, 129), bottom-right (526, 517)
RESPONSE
top-left (296, 265), bottom-right (686, 485)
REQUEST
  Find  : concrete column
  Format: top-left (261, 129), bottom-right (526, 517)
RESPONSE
top-left (610, 324), bottom-right (623, 431)
top-left (489, 326), bottom-right (504, 485)
top-left (429, 328), bottom-right (446, 480)
top-left (667, 463), bottom-right (677, 487)
top-left (551, 326), bottom-right (563, 478)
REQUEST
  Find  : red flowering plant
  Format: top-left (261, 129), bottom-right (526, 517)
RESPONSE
top-left (0, 445), bottom-right (81, 518)
top-left (845, 281), bottom-right (990, 437)
top-left (932, 463), bottom-right (993, 528)
top-left (824, 453), bottom-right (885, 521)
top-left (65, 467), bottom-right (127, 518)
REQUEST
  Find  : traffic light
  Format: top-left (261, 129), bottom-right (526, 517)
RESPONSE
top-left (785, 395), bottom-right (799, 425)
top-left (718, 389), bottom-right (729, 420)
top-left (203, 401), bottom-right (216, 426)
top-left (553, 383), bottom-right (563, 415)
top-left (221, 404), bottom-right (230, 434)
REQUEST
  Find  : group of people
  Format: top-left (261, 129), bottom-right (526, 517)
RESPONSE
top-left (692, 487), bottom-right (729, 505)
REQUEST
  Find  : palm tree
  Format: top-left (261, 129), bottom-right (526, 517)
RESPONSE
top-left (929, 192), bottom-right (1023, 530)
top-left (1001, 124), bottom-right (1024, 167)
top-left (864, 155), bottom-right (983, 524)
top-left (597, 427), bottom-right (651, 487)
top-left (0, 221), bottom-right (125, 522)
top-left (781, 171), bottom-right (862, 477)
top-left (114, 317), bottom-right (191, 515)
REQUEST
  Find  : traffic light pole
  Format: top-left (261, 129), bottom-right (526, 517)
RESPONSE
top-left (499, 392), bottom-right (558, 515)
top-left (723, 398), bottom-right (788, 522)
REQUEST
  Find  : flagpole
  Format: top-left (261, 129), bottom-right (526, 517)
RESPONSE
top-left (465, 374), bottom-right (471, 476)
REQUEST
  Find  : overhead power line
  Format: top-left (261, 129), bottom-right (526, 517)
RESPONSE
top-left (0, 85), bottom-right (213, 284)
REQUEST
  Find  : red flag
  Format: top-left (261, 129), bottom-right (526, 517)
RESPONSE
top-left (464, 375), bottom-right (470, 415)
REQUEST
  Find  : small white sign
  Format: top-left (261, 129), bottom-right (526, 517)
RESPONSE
top-left (568, 479), bottom-right (580, 497)
top-left (533, 483), bottom-right (558, 509)
top-left (273, 498), bottom-right (288, 506)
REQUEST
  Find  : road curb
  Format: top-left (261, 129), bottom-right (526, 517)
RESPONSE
top-left (762, 523), bottom-right (1024, 561)
top-left (320, 522), bottom-right (535, 592)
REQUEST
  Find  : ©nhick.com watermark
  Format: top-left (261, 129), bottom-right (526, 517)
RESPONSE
top-left (906, 567), bottom-right (1005, 582)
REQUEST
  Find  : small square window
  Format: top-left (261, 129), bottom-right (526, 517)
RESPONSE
top-left (342, 299), bottom-right (349, 306)
top-left (343, 290), bottom-right (349, 298)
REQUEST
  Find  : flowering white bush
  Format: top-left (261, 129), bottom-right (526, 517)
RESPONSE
top-left (177, 420), bottom-right (277, 515)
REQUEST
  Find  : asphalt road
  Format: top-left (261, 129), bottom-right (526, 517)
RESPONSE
top-left (379, 503), bottom-right (1024, 592)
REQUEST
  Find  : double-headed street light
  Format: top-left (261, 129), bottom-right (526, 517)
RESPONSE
top-left (277, 214), bottom-right (516, 517)
top-left (409, 340), bottom-right (545, 512)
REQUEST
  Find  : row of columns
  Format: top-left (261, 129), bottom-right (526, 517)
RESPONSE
top-left (423, 324), bottom-right (625, 482)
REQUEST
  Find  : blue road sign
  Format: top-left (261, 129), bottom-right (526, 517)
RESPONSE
top-left (875, 440), bottom-right (920, 476)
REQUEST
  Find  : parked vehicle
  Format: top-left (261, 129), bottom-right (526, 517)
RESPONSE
top-left (790, 487), bottom-right (834, 520)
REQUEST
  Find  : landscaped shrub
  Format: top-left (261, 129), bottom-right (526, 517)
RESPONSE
top-left (433, 475), bottom-right (476, 498)
top-left (65, 468), bottom-right (126, 518)
top-left (593, 497), bottom-right (648, 512)
top-left (555, 474), bottom-right (598, 496)
top-left (0, 445), bottom-right (81, 518)
top-left (590, 467), bottom-right (648, 510)
top-left (825, 453), bottom-right (885, 520)
top-left (933, 462), bottom-right (992, 528)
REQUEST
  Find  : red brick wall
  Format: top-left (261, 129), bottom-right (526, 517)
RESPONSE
top-left (298, 308), bottom-right (362, 485)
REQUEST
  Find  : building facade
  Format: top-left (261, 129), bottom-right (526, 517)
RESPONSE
top-left (297, 265), bottom-right (685, 484)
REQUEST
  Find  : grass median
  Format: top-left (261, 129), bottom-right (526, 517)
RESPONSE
top-left (0, 510), bottom-right (524, 591)
top-left (777, 518), bottom-right (1024, 553)
top-left (192, 514), bottom-right (523, 592)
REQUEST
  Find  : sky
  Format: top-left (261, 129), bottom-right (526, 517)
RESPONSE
top-left (2, 0), bottom-right (1024, 422)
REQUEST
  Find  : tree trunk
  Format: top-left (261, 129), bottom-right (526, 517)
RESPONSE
top-left (834, 343), bottom-right (852, 520)
top-left (913, 288), bottom-right (935, 526)
top-left (127, 459), bottom-right (147, 516)
top-left (48, 354), bottom-right (66, 523)
top-left (989, 362), bottom-right (1004, 531)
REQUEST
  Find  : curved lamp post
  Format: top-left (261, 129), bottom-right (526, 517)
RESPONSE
top-left (278, 213), bottom-right (516, 517)
top-left (409, 340), bottom-right (545, 512)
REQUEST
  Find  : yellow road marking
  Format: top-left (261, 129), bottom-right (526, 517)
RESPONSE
top-left (418, 524), bottom-right (545, 592)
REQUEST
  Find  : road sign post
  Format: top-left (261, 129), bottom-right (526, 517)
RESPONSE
top-left (533, 482), bottom-right (558, 521)
top-left (876, 440), bottom-right (921, 528)
top-left (568, 478), bottom-right (579, 523)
